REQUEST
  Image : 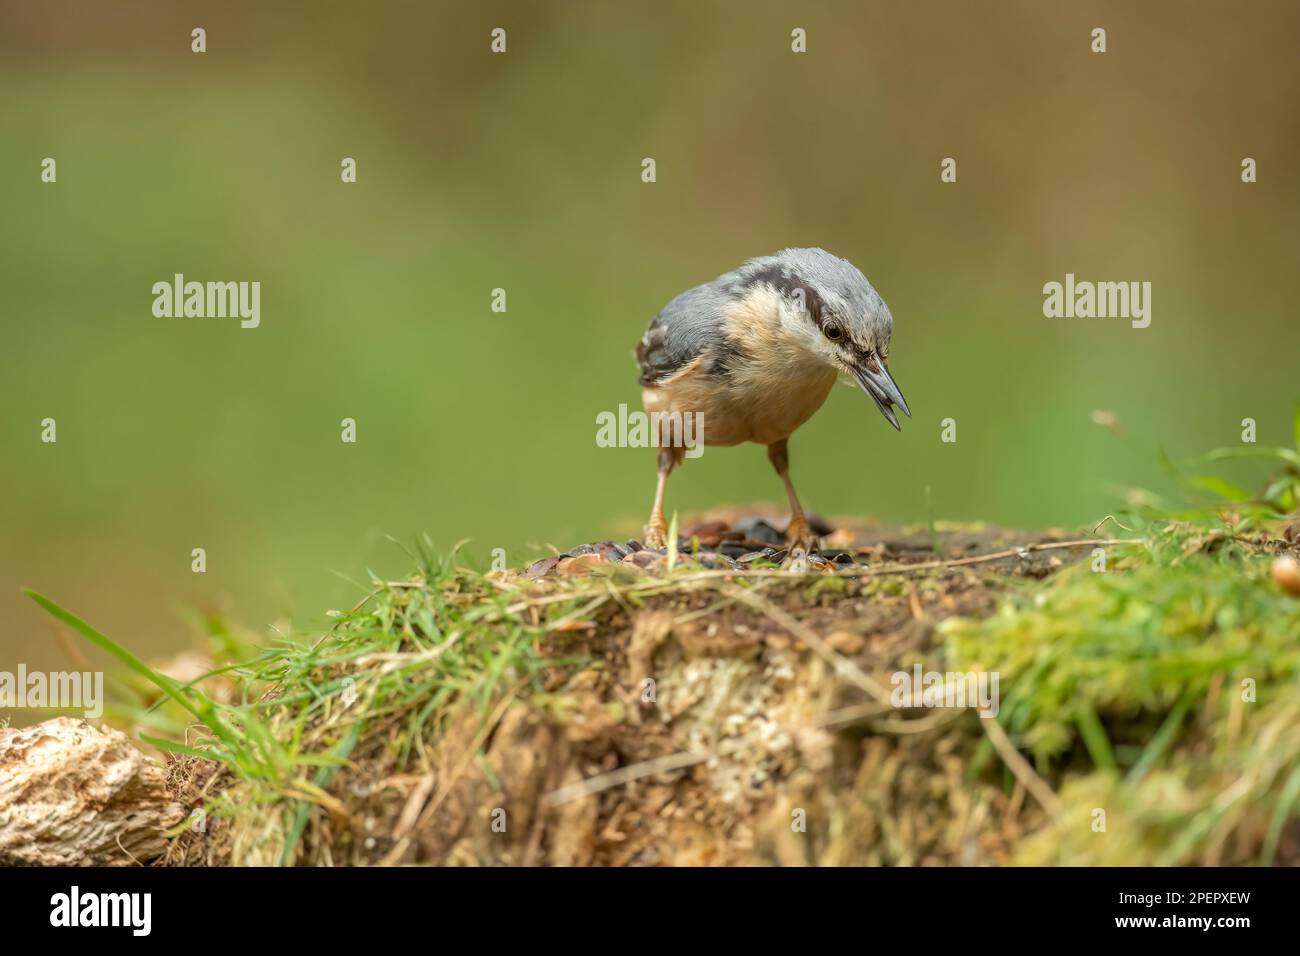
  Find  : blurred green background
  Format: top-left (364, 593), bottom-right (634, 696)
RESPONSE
top-left (2, 0), bottom-right (1298, 670)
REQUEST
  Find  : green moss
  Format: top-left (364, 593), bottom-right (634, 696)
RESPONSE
top-left (947, 542), bottom-right (1300, 766)
top-left (944, 522), bottom-right (1300, 863)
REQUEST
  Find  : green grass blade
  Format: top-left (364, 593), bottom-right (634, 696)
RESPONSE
top-left (280, 721), bottom-right (364, 866)
top-left (666, 511), bottom-right (679, 570)
top-left (1205, 445), bottom-right (1300, 466)
top-left (140, 733), bottom-right (230, 763)
top-left (1125, 695), bottom-right (1190, 785)
top-left (1074, 705), bottom-right (1117, 772)
top-left (1260, 765), bottom-right (1300, 865)
top-left (1184, 475), bottom-right (1251, 502)
top-left (23, 588), bottom-right (239, 748)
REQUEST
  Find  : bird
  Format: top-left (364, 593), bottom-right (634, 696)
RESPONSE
top-left (635, 247), bottom-right (910, 552)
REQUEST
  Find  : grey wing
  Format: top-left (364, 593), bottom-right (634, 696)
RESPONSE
top-left (636, 282), bottom-right (733, 386)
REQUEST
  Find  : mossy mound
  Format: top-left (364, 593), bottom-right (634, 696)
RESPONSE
top-left (135, 514), bottom-right (1300, 866)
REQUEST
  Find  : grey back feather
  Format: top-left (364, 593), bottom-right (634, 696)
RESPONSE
top-left (637, 282), bottom-right (736, 385)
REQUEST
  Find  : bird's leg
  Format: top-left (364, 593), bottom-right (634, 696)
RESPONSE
top-left (643, 447), bottom-right (676, 550)
top-left (767, 439), bottom-right (818, 553)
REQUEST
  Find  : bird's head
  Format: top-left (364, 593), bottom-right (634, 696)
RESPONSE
top-left (743, 247), bottom-right (911, 430)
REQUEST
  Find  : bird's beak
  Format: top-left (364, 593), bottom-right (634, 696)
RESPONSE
top-left (853, 359), bottom-right (911, 431)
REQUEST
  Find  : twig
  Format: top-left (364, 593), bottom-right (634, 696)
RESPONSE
top-left (980, 715), bottom-right (1062, 817)
top-left (725, 586), bottom-right (894, 705)
top-left (1091, 515), bottom-right (1142, 535)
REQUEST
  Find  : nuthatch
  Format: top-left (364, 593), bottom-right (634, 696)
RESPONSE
top-left (636, 247), bottom-right (909, 551)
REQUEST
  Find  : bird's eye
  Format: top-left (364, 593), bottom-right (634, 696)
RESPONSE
top-left (824, 322), bottom-right (843, 341)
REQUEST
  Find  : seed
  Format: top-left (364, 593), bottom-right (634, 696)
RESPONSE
top-left (1272, 555), bottom-right (1300, 597)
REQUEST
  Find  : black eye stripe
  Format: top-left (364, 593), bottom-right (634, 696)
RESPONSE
top-left (791, 281), bottom-right (825, 327)
top-left (740, 265), bottom-right (826, 328)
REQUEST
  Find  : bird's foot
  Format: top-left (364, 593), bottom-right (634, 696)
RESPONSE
top-left (644, 515), bottom-right (669, 550)
top-left (785, 517), bottom-right (819, 555)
